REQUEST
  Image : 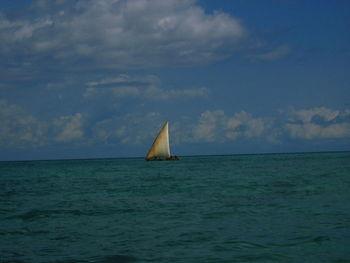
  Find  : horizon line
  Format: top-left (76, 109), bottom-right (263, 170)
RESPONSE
top-left (1, 150), bottom-right (349, 163)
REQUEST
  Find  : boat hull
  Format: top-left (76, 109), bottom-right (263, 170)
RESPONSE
top-left (145, 156), bottom-right (180, 161)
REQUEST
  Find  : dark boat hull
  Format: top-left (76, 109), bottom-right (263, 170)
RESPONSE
top-left (145, 156), bottom-right (180, 161)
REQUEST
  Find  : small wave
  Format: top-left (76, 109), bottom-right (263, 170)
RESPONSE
top-left (0, 229), bottom-right (50, 236)
top-left (235, 252), bottom-right (288, 262)
top-left (10, 209), bottom-right (88, 220)
top-left (230, 241), bottom-right (269, 249)
top-left (92, 255), bottom-right (139, 263)
top-left (270, 235), bottom-right (331, 248)
top-left (1, 260), bottom-right (26, 263)
top-left (331, 259), bottom-right (350, 263)
top-left (47, 254), bottom-right (139, 263)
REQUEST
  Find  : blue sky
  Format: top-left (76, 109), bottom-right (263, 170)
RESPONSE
top-left (0, 0), bottom-right (349, 161)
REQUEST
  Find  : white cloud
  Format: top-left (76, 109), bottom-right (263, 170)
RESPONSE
top-left (285, 123), bottom-right (350, 139)
top-left (0, 100), bottom-right (86, 147)
top-left (84, 86), bottom-right (142, 99)
top-left (193, 110), bottom-right (226, 142)
top-left (2, 100), bottom-right (349, 150)
top-left (285, 106), bottom-right (340, 123)
top-left (90, 109), bottom-right (277, 146)
top-left (86, 74), bottom-right (159, 87)
top-left (0, 100), bottom-right (48, 147)
top-left (0, 0), bottom-right (247, 70)
top-left (145, 86), bottom-right (210, 100)
top-left (92, 111), bottom-right (164, 145)
top-left (283, 107), bottom-right (350, 140)
top-left (0, 14), bottom-right (53, 42)
top-left (53, 113), bottom-right (85, 142)
top-left (190, 110), bottom-right (275, 143)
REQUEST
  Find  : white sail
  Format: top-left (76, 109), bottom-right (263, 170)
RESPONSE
top-left (145, 122), bottom-right (171, 160)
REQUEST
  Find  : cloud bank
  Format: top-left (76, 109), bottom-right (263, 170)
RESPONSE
top-left (1, 100), bottom-right (349, 149)
top-left (284, 107), bottom-right (350, 139)
top-left (0, 100), bottom-right (85, 148)
top-left (0, 0), bottom-right (246, 74)
top-left (0, 100), bottom-right (47, 147)
top-left (191, 110), bottom-right (275, 143)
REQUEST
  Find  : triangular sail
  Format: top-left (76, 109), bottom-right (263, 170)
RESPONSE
top-left (145, 122), bottom-right (171, 160)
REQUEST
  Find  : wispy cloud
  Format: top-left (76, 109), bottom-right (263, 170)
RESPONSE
top-left (86, 74), bottom-right (159, 87)
top-left (250, 45), bottom-right (291, 61)
top-left (84, 74), bottom-right (210, 100)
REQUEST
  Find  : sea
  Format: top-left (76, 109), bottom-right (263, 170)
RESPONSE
top-left (1, 152), bottom-right (350, 263)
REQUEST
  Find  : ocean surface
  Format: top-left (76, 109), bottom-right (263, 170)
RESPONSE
top-left (1, 152), bottom-right (350, 263)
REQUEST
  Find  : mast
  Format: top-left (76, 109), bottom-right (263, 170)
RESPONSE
top-left (145, 122), bottom-right (171, 160)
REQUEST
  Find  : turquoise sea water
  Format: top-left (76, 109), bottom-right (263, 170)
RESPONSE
top-left (1, 152), bottom-right (350, 263)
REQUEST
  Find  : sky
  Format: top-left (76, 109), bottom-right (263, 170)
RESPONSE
top-left (0, 0), bottom-right (349, 161)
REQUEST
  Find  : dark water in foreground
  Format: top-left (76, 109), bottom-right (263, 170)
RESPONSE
top-left (1, 152), bottom-right (350, 263)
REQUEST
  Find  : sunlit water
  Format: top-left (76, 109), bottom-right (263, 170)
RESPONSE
top-left (1, 152), bottom-right (350, 263)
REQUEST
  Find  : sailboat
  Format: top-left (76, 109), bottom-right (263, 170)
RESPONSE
top-left (145, 121), bottom-right (179, 161)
